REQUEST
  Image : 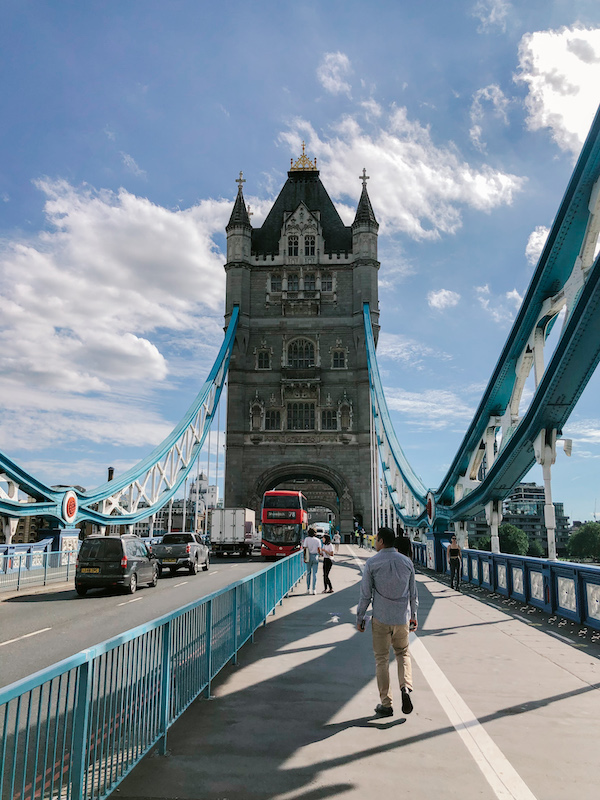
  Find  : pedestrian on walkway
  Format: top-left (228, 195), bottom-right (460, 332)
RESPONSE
top-left (321, 534), bottom-right (335, 593)
top-left (333, 530), bottom-right (341, 554)
top-left (302, 528), bottom-right (321, 595)
top-left (447, 534), bottom-right (462, 591)
top-left (359, 527), bottom-right (365, 548)
top-left (356, 526), bottom-right (418, 718)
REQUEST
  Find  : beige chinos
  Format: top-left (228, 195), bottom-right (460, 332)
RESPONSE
top-left (371, 618), bottom-right (412, 707)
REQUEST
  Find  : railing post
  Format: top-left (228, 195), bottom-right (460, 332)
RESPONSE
top-left (43, 550), bottom-right (48, 586)
top-left (205, 599), bottom-right (213, 698)
top-left (71, 658), bottom-right (93, 800)
top-left (233, 585), bottom-right (239, 666)
top-left (16, 553), bottom-right (22, 590)
top-left (251, 579), bottom-right (255, 643)
top-left (157, 621), bottom-right (172, 755)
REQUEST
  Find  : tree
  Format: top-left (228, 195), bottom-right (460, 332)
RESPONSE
top-left (498, 523), bottom-right (529, 555)
top-left (527, 539), bottom-right (545, 558)
top-left (469, 534), bottom-right (490, 551)
top-left (567, 522), bottom-right (600, 560)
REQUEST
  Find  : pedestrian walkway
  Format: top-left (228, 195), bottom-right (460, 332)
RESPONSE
top-left (111, 546), bottom-right (600, 800)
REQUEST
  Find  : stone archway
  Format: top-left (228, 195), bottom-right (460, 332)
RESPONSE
top-left (250, 462), bottom-right (355, 538)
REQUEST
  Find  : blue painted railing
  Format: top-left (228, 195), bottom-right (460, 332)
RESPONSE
top-left (412, 541), bottom-right (600, 630)
top-left (0, 551), bottom-right (305, 800)
top-left (0, 547), bottom-right (79, 593)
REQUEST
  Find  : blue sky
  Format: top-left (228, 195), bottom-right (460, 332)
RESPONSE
top-left (1, 0), bottom-right (600, 522)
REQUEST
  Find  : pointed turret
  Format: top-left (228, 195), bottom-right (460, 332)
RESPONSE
top-left (226, 171), bottom-right (252, 265)
top-left (352, 168), bottom-right (379, 262)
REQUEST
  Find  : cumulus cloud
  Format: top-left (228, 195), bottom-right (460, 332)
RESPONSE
top-left (475, 283), bottom-right (521, 323)
top-left (427, 289), bottom-right (461, 310)
top-left (472, 0), bottom-right (511, 33)
top-left (0, 179), bottom-right (230, 452)
top-left (378, 332), bottom-right (452, 370)
top-left (515, 26), bottom-right (600, 156)
top-left (280, 108), bottom-right (524, 240)
top-left (563, 419), bottom-right (600, 446)
top-left (383, 387), bottom-right (474, 430)
top-left (317, 52), bottom-right (352, 96)
top-left (526, 225), bottom-right (549, 266)
top-left (469, 85), bottom-right (510, 151)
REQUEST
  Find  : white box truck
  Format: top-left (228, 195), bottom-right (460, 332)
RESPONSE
top-left (209, 508), bottom-right (256, 557)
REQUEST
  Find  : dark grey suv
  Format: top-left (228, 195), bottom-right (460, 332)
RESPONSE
top-left (75, 534), bottom-right (158, 596)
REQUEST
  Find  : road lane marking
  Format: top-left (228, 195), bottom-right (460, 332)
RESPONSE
top-left (0, 627), bottom-right (52, 647)
top-left (117, 597), bottom-right (142, 606)
top-left (209, 571), bottom-right (218, 575)
top-left (173, 581), bottom-right (188, 587)
top-left (410, 635), bottom-right (537, 799)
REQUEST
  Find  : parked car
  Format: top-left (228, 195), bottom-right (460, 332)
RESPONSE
top-left (75, 534), bottom-right (158, 596)
top-left (152, 532), bottom-right (210, 576)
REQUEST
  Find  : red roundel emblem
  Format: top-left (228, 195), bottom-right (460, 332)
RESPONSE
top-left (66, 496), bottom-right (77, 518)
top-left (426, 491), bottom-right (435, 525)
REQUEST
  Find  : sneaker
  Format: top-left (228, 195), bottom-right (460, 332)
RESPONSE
top-left (374, 704), bottom-right (393, 717)
top-left (401, 688), bottom-right (413, 715)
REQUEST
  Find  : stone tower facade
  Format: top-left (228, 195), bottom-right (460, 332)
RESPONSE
top-left (223, 151), bottom-right (380, 535)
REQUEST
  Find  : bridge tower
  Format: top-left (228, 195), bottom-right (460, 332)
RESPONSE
top-left (223, 150), bottom-right (380, 536)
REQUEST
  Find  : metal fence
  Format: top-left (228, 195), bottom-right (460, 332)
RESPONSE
top-left (0, 551), bottom-right (305, 800)
top-left (413, 541), bottom-right (600, 630)
top-left (0, 550), bottom-right (78, 594)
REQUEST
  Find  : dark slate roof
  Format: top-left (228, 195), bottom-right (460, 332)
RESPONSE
top-left (352, 184), bottom-right (378, 227)
top-left (251, 170), bottom-right (352, 255)
top-left (226, 188), bottom-right (251, 231)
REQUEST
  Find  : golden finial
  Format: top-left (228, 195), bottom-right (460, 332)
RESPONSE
top-left (290, 141), bottom-right (318, 171)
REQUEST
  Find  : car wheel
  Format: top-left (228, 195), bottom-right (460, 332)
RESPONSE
top-left (75, 584), bottom-right (87, 597)
top-left (189, 559), bottom-right (199, 576)
top-left (128, 573), bottom-right (137, 594)
top-left (202, 554), bottom-right (210, 571)
top-left (149, 567), bottom-right (158, 587)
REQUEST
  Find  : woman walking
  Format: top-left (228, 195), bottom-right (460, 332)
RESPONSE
top-left (447, 534), bottom-right (462, 591)
top-left (322, 534), bottom-right (335, 593)
top-left (303, 528), bottom-right (321, 595)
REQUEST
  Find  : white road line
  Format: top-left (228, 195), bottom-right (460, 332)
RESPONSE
top-left (410, 635), bottom-right (537, 799)
top-left (209, 571), bottom-right (218, 575)
top-left (0, 627), bottom-right (52, 647)
top-left (173, 581), bottom-right (188, 588)
top-left (117, 597), bottom-right (142, 606)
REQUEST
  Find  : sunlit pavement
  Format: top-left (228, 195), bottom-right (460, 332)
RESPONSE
top-left (110, 545), bottom-right (600, 800)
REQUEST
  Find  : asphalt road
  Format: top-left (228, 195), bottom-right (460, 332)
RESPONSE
top-left (0, 554), bottom-right (268, 689)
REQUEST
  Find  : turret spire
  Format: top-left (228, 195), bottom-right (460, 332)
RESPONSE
top-left (226, 171), bottom-right (251, 231)
top-left (353, 167), bottom-right (378, 227)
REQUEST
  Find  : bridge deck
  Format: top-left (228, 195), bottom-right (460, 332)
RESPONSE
top-left (110, 546), bottom-right (600, 800)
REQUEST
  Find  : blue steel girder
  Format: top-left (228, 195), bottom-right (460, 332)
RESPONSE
top-left (0, 306), bottom-right (239, 527)
top-left (432, 104), bottom-right (600, 517)
top-left (364, 302), bottom-right (429, 527)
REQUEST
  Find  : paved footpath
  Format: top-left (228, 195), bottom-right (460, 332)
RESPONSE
top-left (111, 546), bottom-right (600, 800)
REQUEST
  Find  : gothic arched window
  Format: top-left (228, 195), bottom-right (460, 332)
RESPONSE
top-left (332, 350), bottom-right (346, 369)
top-left (265, 410), bottom-right (281, 431)
top-left (304, 273), bottom-right (316, 291)
top-left (288, 235), bottom-right (299, 257)
top-left (257, 350), bottom-right (271, 370)
top-left (288, 338), bottom-right (315, 368)
top-left (321, 273), bottom-right (333, 292)
top-left (287, 402), bottom-right (315, 430)
top-left (270, 274), bottom-right (282, 292)
top-left (288, 273), bottom-right (299, 291)
top-left (321, 409), bottom-right (337, 430)
top-left (304, 235), bottom-right (315, 256)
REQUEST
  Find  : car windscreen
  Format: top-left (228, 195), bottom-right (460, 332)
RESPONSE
top-left (161, 534), bottom-right (194, 545)
top-left (79, 539), bottom-right (123, 560)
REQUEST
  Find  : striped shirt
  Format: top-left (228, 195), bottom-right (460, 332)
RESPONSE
top-left (357, 547), bottom-right (418, 626)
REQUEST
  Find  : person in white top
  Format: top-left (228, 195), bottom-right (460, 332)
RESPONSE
top-left (302, 528), bottom-right (322, 594)
top-left (321, 534), bottom-right (335, 593)
top-left (333, 530), bottom-right (341, 554)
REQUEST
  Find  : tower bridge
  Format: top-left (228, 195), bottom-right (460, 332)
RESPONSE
top-left (1, 108), bottom-right (600, 567)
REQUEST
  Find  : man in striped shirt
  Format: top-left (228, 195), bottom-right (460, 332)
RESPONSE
top-left (356, 527), bottom-right (418, 717)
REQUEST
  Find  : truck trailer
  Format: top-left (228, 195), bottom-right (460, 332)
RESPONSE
top-left (209, 508), bottom-right (256, 557)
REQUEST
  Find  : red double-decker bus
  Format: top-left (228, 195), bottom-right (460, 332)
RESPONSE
top-left (260, 490), bottom-right (308, 559)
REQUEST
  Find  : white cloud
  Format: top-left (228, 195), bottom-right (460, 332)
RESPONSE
top-left (121, 152), bottom-right (147, 178)
top-left (475, 284), bottom-right (519, 324)
top-left (427, 288), bottom-right (461, 310)
top-left (317, 52), bottom-right (352, 96)
top-left (378, 332), bottom-right (452, 370)
top-left (0, 179), bottom-right (229, 450)
top-left (280, 108), bottom-right (524, 240)
top-left (472, 0), bottom-right (511, 33)
top-left (469, 85), bottom-right (510, 151)
top-left (515, 26), bottom-right (600, 156)
top-left (526, 225), bottom-right (549, 266)
top-left (564, 419), bottom-right (600, 445)
top-left (384, 387), bottom-right (474, 430)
